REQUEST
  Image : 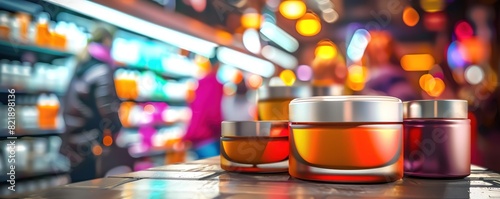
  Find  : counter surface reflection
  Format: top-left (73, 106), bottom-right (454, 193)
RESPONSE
top-left (10, 157), bottom-right (500, 199)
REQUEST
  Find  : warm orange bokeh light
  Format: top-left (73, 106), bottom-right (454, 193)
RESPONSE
top-left (280, 69), bottom-right (296, 86)
top-left (296, 13), bottom-right (321, 36)
top-left (92, 145), bottom-right (103, 156)
top-left (401, 54), bottom-right (435, 71)
top-left (241, 9), bottom-right (262, 29)
top-left (427, 77), bottom-right (445, 97)
top-left (347, 65), bottom-right (368, 91)
top-left (279, 0), bottom-right (307, 20)
top-left (103, 135), bottom-right (113, 147)
top-left (315, 40), bottom-right (338, 60)
top-left (247, 74), bottom-right (263, 89)
top-left (420, 0), bottom-right (445, 12)
top-left (403, 7), bottom-right (420, 27)
top-left (419, 74), bottom-right (434, 91)
top-left (461, 38), bottom-right (487, 63)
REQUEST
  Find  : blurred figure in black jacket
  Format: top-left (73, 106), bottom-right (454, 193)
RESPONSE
top-left (60, 26), bottom-right (122, 182)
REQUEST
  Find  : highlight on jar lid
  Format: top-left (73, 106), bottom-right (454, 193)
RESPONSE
top-left (221, 121), bottom-right (289, 137)
top-left (258, 85), bottom-right (312, 100)
top-left (289, 95), bottom-right (403, 123)
top-left (403, 99), bottom-right (468, 119)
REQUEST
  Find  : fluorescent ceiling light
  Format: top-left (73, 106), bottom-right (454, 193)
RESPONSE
top-left (260, 21), bottom-right (299, 53)
top-left (44, 0), bottom-right (218, 57)
top-left (217, 47), bottom-right (275, 78)
top-left (261, 45), bottom-right (298, 69)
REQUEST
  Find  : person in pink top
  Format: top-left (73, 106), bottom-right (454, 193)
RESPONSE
top-left (183, 55), bottom-right (223, 159)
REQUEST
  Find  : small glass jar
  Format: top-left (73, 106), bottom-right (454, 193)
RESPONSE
top-left (258, 85), bottom-right (311, 120)
top-left (220, 121), bottom-right (289, 173)
top-left (289, 96), bottom-right (404, 183)
top-left (403, 100), bottom-right (470, 178)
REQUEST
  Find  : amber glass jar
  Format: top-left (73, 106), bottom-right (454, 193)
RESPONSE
top-left (289, 96), bottom-right (404, 183)
top-left (220, 121), bottom-right (289, 173)
top-left (403, 100), bottom-right (470, 178)
top-left (257, 85), bottom-right (311, 120)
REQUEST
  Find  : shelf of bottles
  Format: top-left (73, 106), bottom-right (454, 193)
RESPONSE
top-left (111, 30), bottom-right (198, 163)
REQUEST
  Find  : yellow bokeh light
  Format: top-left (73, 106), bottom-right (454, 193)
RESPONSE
top-left (427, 77), bottom-right (445, 97)
top-left (241, 9), bottom-right (262, 29)
top-left (403, 7), bottom-right (420, 27)
top-left (247, 74), bottom-right (263, 89)
top-left (315, 40), bottom-right (338, 60)
top-left (420, 0), bottom-right (445, 13)
top-left (296, 13), bottom-right (321, 36)
top-left (401, 54), bottom-right (435, 71)
top-left (280, 69), bottom-right (296, 86)
top-left (419, 74), bottom-right (434, 91)
top-left (347, 65), bottom-right (367, 91)
top-left (279, 0), bottom-right (307, 20)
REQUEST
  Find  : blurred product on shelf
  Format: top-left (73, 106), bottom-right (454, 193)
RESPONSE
top-left (118, 102), bottom-right (191, 128)
top-left (0, 10), bottom-right (87, 52)
top-left (114, 69), bottom-right (195, 102)
top-left (0, 136), bottom-right (70, 185)
top-left (0, 59), bottom-right (72, 93)
top-left (37, 93), bottom-right (60, 130)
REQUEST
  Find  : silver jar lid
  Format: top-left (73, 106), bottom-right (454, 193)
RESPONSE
top-left (312, 85), bottom-right (343, 96)
top-left (258, 85), bottom-right (312, 100)
top-left (221, 121), bottom-right (289, 137)
top-left (289, 96), bottom-right (403, 123)
top-left (403, 100), bottom-right (468, 119)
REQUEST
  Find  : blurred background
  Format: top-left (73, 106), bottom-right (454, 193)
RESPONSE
top-left (0, 0), bottom-right (499, 195)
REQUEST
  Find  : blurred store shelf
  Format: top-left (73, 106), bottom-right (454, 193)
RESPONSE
top-left (0, 170), bottom-right (68, 182)
top-left (0, 39), bottom-right (74, 62)
top-left (130, 149), bottom-right (167, 159)
top-left (0, 88), bottom-right (64, 97)
top-left (0, 129), bottom-right (63, 138)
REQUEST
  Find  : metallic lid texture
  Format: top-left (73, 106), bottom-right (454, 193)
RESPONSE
top-left (312, 85), bottom-right (343, 96)
top-left (258, 85), bottom-right (312, 100)
top-left (403, 100), bottom-right (468, 119)
top-left (221, 121), bottom-right (289, 137)
top-left (289, 96), bottom-right (403, 123)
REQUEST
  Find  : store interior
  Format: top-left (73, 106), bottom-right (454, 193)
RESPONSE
top-left (0, 0), bottom-right (499, 196)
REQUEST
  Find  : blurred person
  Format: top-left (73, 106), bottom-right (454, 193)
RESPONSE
top-left (363, 31), bottom-right (419, 101)
top-left (183, 54), bottom-right (223, 159)
top-left (60, 26), bottom-right (122, 182)
top-left (311, 52), bottom-right (347, 87)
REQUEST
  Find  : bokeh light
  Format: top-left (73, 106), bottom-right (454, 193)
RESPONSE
top-left (315, 40), bottom-right (337, 59)
top-left (296, 12), bottom-right (321, 36)
top-left (233, 70), bottom-right (243, 84)
top-left (190, 0), bottom-right (207, 12)
top-left (322, 8), bottom-right (339, 23)
top-left (420, 0), bottom-right (445, 12)
top-left (92, 145), bottom-right (103, 156)
top-left (427, 77), bottom-right (445, 97)
top-left (223, 82), bottom-right (237, 96)
top-left (241, 8), bottom-right (262, 29)
top-left (347, 65), bottom-right (368, 91)
top-left (455, 21), bottom-right (473, 41)
top-left (419, 74), bottom-right (434, 91)
top-left (400, 54), bottom-right (435, 71)
top-left (242, 28), bottom-right (261, 54)
top-left (296, 65), bottom-right (313, 81)
top-left (465, 65), bottom-right (484, 85)
top-left (247, 74), bottom-right (263, 89)
top-left (423, 12), bottom-right (446, 31)
top-left (144, 104), bottom-right (156, 114)
top-left (103, 135), bottom-right (113, 146)
top-left (346, 29), bottom-right (371, 62)
top-left (461, 38), bottom-right (487, 63)
top-left (280, 69), bottom-right (296, 86)
top-left (447, 41), bottom-right (467, 69)
top-left (279, 0), bottom-right (307, 20)
top-left (403, 7), bottom-right (420, 27)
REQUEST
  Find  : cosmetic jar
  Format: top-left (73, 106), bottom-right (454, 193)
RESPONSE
top-left (403, 100), bottom-right (470, 178)
top-left (220, 121), bottom-right (289, 173)
top-left (289, 96), bottom-right (404, 183)
top-left (258, 86), bottom-right (311, 120)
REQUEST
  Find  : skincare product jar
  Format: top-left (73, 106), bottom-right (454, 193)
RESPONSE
top-left (220, 121), bottom-right (289, 173)
top-left (403, 100), bottom-right (470, 178)
top-left (258, 85), bottom-right (311, 120)
top-left (289, 96), bottom-right (404, 183)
